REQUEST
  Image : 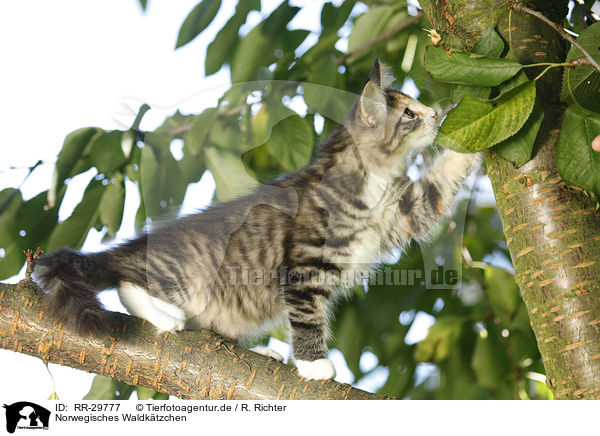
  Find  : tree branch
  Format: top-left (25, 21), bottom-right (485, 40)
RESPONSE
top-left (336, 10), bottom-right (425, 64)
top-left (0, 280), bottom-right (386, 400)
top-left (509, 1), bottom-right (600, 74)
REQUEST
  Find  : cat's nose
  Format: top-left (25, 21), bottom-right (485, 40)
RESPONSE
top-left (432, 112), bottom-right (438, 120)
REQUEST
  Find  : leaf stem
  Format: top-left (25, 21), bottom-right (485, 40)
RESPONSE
top-left (533, 65), bottom-right (557, 81)
top-left (524, 58), bottom-right (591, 81)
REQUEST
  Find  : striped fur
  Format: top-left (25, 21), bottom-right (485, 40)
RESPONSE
top-left (34, 60), bottom-right (480, 379)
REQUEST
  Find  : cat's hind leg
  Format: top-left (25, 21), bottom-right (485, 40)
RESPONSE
top-left (118, 282), bottom-right (186, 332)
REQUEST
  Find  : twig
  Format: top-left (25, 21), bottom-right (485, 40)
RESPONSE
top-left (509, 1), bottom-right (600, 74)
top-left (336, 9), bottom-right (424, 64)
top-left (23, 247), bottom-right (44, 281)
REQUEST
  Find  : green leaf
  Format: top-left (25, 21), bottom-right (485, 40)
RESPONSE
top-left (205, 0), bottom-right (260, 75)
top-left (561, 22), bottom-right (600, 113)
top-left (261, 2), bottom-right (300, 37)
top-left (0, 189), bottom-right (25, 280)
top-left (414, 316), bottom-right (463, 362)
top-left (471, 328), bottom-right (512, 390)
top-left (303, 53), bottom-right (338, 110)
top-left (472, 26), bottom-right (504, 57)
top-left (281, 29), bottom-right (310, 52)
top-left (99, 176), bottom-right (125, 236)
top-left (138, 0), bottom-right (148, 11)
top-left (483, 266), bottom-right (521, 321)
top-left (0, 189), bottom-right (23, 246)
top-left (425, 46), bottom-right (522, 86)
top-left (136, 386), bottom-right (161, 400)
top-left (49, 127), bottom-right (101, 208)
top-left (179, 149), bottom-right (206, 184)
top-left (203, 146), bottom-right (259, 201)
top-left (496, 69), bottom-right (529, 95)
top-left (320, 1), bottom-right (355, 34)
top-left (230, 22), bottom-right (273, 83)
top-left (47, 180), bottom-right (105, 251)
top-left (139, 137), bottom-right (186, 218)
top-left (83, 375), bottom-right (135, 400)
top-left (333, 304), bottom-right (366, 376)
top-left (436, 81), bottom-right (536, 152)
top-left (266, 115), bottom-right (314, 170)
top-left (184, 108), bottom-right (217, 155)
top-left (89, 131), bottom-right (127, 174)
top-left (176, 0), bottom-right (222, 49)
top-left (450, 84), bottom-right (491, 104)
top-left (493, 99), bottom-right (544, 167)
top-left (556, 104), bottom-right (600, 197)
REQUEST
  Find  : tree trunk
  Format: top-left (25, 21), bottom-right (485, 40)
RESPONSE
top-left (0, 280), bottom-right (384, 400)
top-left (421, 0), bottom-right (600, 399)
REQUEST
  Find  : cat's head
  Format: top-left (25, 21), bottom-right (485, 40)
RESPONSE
top-left (347, 59), bottom-right (438, 168)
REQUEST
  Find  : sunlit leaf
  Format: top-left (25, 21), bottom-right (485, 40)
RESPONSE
top-left (204, 146), bottom-right (258, 201)
top-left (493, 99), bottom-right (544, 167)
top-left (266, 115), bottom-right (314, 170)
top-left (436, 81), bottom-right (536, 152)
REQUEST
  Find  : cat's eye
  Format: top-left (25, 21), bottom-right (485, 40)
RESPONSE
top-left (403, 108), bottom-right (416, 119)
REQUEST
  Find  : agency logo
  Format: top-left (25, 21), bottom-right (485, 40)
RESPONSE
top-left (2, 402), bottom-right (50, 434)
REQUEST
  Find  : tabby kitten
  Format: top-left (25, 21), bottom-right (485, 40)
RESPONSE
top-left (34, 60), bottom-right (479, 380)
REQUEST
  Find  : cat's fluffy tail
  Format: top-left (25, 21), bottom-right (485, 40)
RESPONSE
top-left (33, 248), bottom-right (119, 337)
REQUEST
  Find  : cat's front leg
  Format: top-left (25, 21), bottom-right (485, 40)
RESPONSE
top-left (393, 150), bottom-right (481, 239)
top-left (282, 280), bottom-right (336, 380)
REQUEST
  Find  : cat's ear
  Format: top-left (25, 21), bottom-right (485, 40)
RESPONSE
top-left (369, 58), bottom-right (395, 90)
top-left (369, 58), bottom-right (383, 87)
top-left (359, 80), bottom-right (386, 127)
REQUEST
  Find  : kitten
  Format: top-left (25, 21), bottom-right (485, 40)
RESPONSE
top-left (33, 60), bottom-right (479, 380)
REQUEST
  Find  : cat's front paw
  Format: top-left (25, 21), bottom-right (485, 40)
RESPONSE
top-left (295, 359), bottom-right (336, 380)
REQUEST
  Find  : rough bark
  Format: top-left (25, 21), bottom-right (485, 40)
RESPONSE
top-left (0, 280), bottom-right (385, 400)
top-left (421, 0), bottom-right (600, 399)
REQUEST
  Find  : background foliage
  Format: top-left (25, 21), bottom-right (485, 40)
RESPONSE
top-left (2, 0), bottom-right (599, 399)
